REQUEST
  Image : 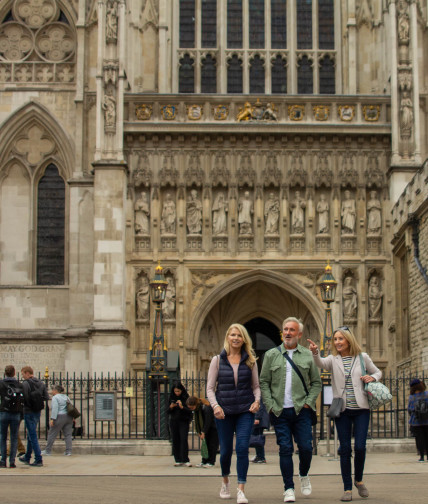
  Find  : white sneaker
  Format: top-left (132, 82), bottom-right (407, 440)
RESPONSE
top-left (237, 489), bottom-right (249, 504)
top-left (300, 475), bottom-right (312, 496)
top-left (250, 455), bottom-right (257, 462)
top-left (284, 489), bottom-right (296, 502)
top-left (174, 462), bottom-right (183, 466)
top-left (220, 482), bottom-right (231, 499)
top-left (204, 463), bottom-right (214, 467)
top-left (196, 462), bottom-right (205, 467)
top-left (184, 461), bottom-right (192, 467)
top-left (41, 450), bottom-right (51, 456)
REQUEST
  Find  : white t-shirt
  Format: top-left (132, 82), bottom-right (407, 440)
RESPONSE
top-left (283, 349), bottom-right (295, 408)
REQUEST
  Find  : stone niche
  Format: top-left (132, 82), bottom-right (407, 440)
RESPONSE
top-left (0, 342), bottom-right (65, 375)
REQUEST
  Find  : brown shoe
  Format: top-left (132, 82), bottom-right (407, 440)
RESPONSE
top-left (340, 491), bottom-right (352, 501)
top-left (354, 482), bottom-right (369, 498)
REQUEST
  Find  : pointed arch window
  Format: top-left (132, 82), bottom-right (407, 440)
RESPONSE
top-left (201, 54), bottom-right (217, 93)
top-left (227, 0), bottom-right (243, 48)
top-left (319, 55), bottom-right (335, 94)
top-left (179, 54), bottom-right (195, 93)
top-left (318, 0), bottom-right (335, 50)
top-left (227, 54), bottom-right (243, 93)
top-left (250, 55), bottom-right (265, 93)
top-left (249, 0), bottom-right (265, 49)
top-left (179, 0), bottom-right (196, 48)
top-left (297, 0), bottom-right (312, 49)
top-left (202, 0), bottom-right (217, 48)
top-left (271, 55), bottom-right (287, 93)
top-left (37, 164), bottom-right (65, 285)
top-left (271, 0), bottom-right (287, 49)
top-left (297, 55), bottom-right (313, 94)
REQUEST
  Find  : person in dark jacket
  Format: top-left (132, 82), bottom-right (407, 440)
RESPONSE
top-left (19, 366), bottom-right (49, 467)
top-left (187, 396), bottom-right (219, 467)
top-left (408, 379), bottom-right (428, 462)
top-left (207, 323), bottom-right (261, 504)
top-left (250, 397), bottom-right (270, 463)
top-left (0, 365), bottom-right (23, 468)
top-left (167, 381), bottom-right (193, 467)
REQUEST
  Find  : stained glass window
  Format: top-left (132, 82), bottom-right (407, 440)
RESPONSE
top-left (37, 164), bottom-right (65, 285)
top-left (319, 56), bottom-right (335, 94)
top-left (202, 0), bottom-right (217, 48)
top-left (227, 54), bottom-right (243, 93)
top-left (201, 54), bottom-right (217, 93)
top-left (271, 55), bottom-right (287, 93)
top-left (249, 0), bottom-right (265, 49)
top-left (250, 55), bottom-right (265, 93)
top-left (227, 0), bottom-right (243, 48)
top-left (297, 0), bottom-right (312, 49)
top-left (297, 55), bottom-right (313, 93)
top-left (318, 0), bottom-right (334, 49)
top-left (179, 0), bottom-right (195, 48)
top-left (179, 54), bottom-right (195, 93)
top-left (271, 0), bottom-right (287, 49)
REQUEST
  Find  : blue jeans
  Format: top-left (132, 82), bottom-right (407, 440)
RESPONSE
top-left (334, 409), bottom-right (370, 491)
top-left (0, 412), bottom-right (21, 463)
top-left (215, 411), bottom-right (254, 484)
top-left (270, 407), bottom-right (313, 490)
top-left (23, 412), bottom-right (42, 463)
top-left (253, 426), bottom-right (266, 459)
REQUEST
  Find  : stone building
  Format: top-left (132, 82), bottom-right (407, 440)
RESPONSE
top-left (0, 0), bottom-right (427, 375)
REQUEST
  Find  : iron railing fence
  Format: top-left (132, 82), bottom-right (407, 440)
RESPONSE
top-left (18, 370), bottom-right (425, 443)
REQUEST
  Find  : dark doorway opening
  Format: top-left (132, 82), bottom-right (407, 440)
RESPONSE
top-left (244, 317), bottom-right (282, 364)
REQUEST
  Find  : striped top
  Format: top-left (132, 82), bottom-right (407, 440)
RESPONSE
top-left (342, 356), bottom-right (359, 409)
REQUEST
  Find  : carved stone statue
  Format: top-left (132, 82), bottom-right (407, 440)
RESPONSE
top-left (368, 276), bottom-right (383, 319)
top-left (160, 193), bottom-right (176, 234)
top-left (398, 13), bottom-right (409, 44)
top-left (186, 189), bottom-right (202, 234)
top-left (400, 92), bottom-right (413, 138)
top-left (317, 193), bottom-right (329, 234)
top-left (136, 277), bottom-right (150, 319)
top-left (106, 1), bottom-right (118, 42)
top-left (262, 103), bottom-right (278, 121)
top-left (134, 192), bottom-right (150, 235)
top-left (212, 192), bottom-right (228, 235)
top-left (238, 191), bottom-right (254, 235)
top-left (164, 277), bottom-right (176, 319)
top-left (290, 191), bottom-right (306, 234)
top-left (367, 191), bottom-right (382, 235)
top-left (102, 94), bottom-right (116, 128)
top-left (341, 190), bottom-right (356, 234)
top-left (264, 192), bottom-right (279, 234)
top-left (343, 276), bottom-right (358, 319)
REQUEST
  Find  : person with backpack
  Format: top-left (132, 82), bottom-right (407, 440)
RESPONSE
top-left (0, 365), bottom-right (24, 468)
top-left (408, 379), bottom-right (428, 462)
top-left (19, 366), bottom-right (49, 467)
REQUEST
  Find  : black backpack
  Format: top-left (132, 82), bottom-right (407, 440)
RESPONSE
top-left (27, 379), bottom-right (45, 412)
top-left (414, 398), bottom-right (428, 422)
top-left (3, 381), bottom-right (24, 413)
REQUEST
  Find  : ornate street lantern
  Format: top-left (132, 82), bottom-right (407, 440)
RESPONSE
top-left (319, 261), bottom-right (337, 356)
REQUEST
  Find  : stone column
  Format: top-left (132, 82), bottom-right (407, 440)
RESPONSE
top-left (389, 0), bottom-right (400, 164)
top-left (409, 0), bottom-right (421, 163)
top-left (347, 0), bottom-right (357, 94)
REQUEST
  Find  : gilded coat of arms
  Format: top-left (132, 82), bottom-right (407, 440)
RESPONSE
top-left (135, 104), bottom-right (152, 120)
top-left (161, 105), bottom-right (177, 120)
top-left (187, 105), bottom-right (203, 120)
top-left (338, 105), bottom-right (355, 122)
top-left (236, 99), bottom-right (278, 122)
top-left (363, 105), bottom-right (381, 122)
top-left (212, 105), bottom-right (229, 120)
top-left (288, 105), bottom-right (304, 121)
top-left (313, 105), bottom-right (330, 121)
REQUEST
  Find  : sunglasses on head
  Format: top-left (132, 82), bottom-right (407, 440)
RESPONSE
top-left (335, 326), bottom-right (350, 332)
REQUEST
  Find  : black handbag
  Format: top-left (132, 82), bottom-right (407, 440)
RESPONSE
top-left (326, 397), bottom-right (343, 418)
top-left (249, 434), bottom-right (265, 448)
top-left (66, 399), bottom-right (81, 419)
top-left (278, 347), bottom-right (317, 425)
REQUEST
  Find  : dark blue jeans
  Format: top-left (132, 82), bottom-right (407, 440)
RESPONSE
top-left (252, 426), bottom-right (265, 459)
top-left (215, 411), bottom-right (254, 484)
top-left (334, 408), bottom-right (370, 491)
top-left (270, 407), bottom-right (313, 490)
top-left (0, 412), bottom-right (21, 463)
top-left (23, 412), bottom-right (42, 463)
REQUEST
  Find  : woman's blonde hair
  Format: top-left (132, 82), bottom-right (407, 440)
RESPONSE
top-left (223, 323), bottom-right (257, 368)
top-left (331, 326), bottom-right (362, 356)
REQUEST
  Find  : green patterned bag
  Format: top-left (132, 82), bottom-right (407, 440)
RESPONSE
top-left (201, 438), bottom-right (209, 460)
top-left (359, 354), bottom-right (392, 410)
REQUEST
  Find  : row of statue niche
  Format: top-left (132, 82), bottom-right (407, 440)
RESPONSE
top-left (134, 190), bottom-right (382, 237)
top-left (342, 276), bottom-right (383, 320)
top-left (136, 275), bottom-right (176, 320)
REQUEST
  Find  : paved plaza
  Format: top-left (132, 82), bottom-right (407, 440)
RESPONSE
top-left (1, 451), bottom-right (427, 504)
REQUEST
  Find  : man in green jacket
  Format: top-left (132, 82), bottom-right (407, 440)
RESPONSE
top-left (260, 317), bottom-right (321, 503)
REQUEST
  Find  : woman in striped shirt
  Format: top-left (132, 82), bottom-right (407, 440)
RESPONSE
top-left (308, 327), bottom-right (381, 502)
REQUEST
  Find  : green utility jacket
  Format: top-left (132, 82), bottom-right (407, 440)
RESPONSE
top-left (260, 343), bottom-right (321, 417)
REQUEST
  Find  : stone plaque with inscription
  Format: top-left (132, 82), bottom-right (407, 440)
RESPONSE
top-left (0, 343), bottom-right (65, 375)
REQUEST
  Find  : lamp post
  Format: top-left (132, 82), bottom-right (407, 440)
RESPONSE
top-left (319, 261), bottom-right (337, 457)
top-left (319, 261), bottom-right (337, 357)
top-left (146, 262), bottom-right (169, 439)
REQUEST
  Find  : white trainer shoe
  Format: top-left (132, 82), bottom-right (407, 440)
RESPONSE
top-left (300, 475), bottom-right (312, 496)
top-left (284, 488), bottom-right (296, 502)
top-left (220, 482), bottom-right (231, 499)
top-left (237, 489), bottom-right (248, 504)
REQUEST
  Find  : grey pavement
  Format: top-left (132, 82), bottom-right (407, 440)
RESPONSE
top-left (1, 452), bottom-right (427, 504)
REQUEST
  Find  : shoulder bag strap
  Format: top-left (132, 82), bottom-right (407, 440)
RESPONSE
top-left (277, 345), bottom-right (309, 396)
top-left (359, 354), bottom-right (369, 391)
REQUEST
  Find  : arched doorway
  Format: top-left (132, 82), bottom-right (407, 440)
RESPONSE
top-left (244, 317), bottom-right (281, 363)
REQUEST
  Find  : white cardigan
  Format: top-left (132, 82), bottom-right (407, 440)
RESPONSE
top-left (313, 352), bottom-right (382, 411)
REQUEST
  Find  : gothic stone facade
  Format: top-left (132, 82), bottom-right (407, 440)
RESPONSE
top-left (0, 1), bottom-right (427, 375)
